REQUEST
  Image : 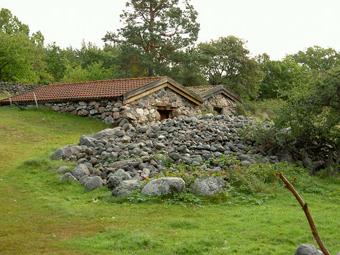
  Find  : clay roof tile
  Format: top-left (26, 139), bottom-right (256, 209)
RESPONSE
top-left (0, 77), bottom-right (163, 104)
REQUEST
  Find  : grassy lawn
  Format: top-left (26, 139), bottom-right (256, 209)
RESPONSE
top-left (0, 107), bottom-right (339, 255)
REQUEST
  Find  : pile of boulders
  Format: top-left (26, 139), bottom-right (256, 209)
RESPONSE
top-left (0, 81), bottom-right (40, 96)
top-left (52, 114), bottom-right (279, 196)
top-left (45, 100), bottom-right (123, 125)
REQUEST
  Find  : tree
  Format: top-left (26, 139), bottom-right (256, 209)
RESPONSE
top-left (62, 64), bottom-right (89, 83)
top-left (77, 42), bottom-right (120, 78)
top-left (45, 43), bottom-right (68, 82)
top-left (0, 32), bottom-right (39, 82)
top-left (291, 46), bottom-right (340, 72)
top-left (0, 8), bottom-right (48, 83)
top-left (103, 0), bottom-right (200, 76)
top-left (0, 8), bottom-right (29, 35)
top-left (197, 36), bottom-right (263, 99)
top-left (62, 62), bottom-right (113, 83)
top-left (86, 62), bottom-right (112, 81)
top-left (257, 54), bottom-right (310, 99)
top-left (167, 49), bottom-right (207, 86)
top-left (269, 67), bottom-right (340, 169)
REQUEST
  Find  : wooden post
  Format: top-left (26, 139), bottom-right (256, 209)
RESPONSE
top-left (277, 173), bottom-right (330, 255)
top-left (33, 92), bottom-right (38, 108)
top-left (9, 97), bottom-right (12, 106)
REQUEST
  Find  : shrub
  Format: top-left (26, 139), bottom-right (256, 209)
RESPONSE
top-left (246, 67), bottom-right (340, 171)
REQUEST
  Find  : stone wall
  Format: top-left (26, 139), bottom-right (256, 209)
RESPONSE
top-left (45, 99), bottom-right (122, 125)
top-left (0, 81), bottom-right (40, 96)
top-left (125, 88), bottom-right (200, 123)
top-left (203, 94), bottom-right (236, 114)
top-left (44, 88), bottom-right (201, 126)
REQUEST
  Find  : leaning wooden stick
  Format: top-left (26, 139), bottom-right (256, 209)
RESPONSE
top-left (277, 173), bottom-right (330, 255)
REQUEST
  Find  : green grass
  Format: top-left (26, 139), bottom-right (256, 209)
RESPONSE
top-left (0, 106), bottom-right (339, 255)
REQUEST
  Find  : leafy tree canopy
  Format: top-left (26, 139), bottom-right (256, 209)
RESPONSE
top-left (0, 8), bottom-right (29, 35)
top-left (291, 46), bottom-right (340, 72)
top-left (257, 54), bottom-right (311, 99)
top-left (103, 0), bottom-right (200, 76)
top-left (197, 36), bottom-right (263, 99)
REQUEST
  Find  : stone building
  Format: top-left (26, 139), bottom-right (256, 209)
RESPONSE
top-left (187, 85), bottom-right (240, 115)
top-left (0, 76), bottom-right (240, 125)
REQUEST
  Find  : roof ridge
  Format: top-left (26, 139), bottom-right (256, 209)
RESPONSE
top-left (48, 76), bottom-right (165, 87)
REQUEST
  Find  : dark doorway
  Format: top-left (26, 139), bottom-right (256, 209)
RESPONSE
top-left (157, 109), bottom-right (172, 121)
top-left (214, 107), bottom-right (223, 114)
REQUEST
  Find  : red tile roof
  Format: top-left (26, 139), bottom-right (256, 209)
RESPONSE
top-left (0, 77), bottom-right (163, 104)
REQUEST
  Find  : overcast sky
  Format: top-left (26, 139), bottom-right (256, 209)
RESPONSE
top-left (1, 0), bottom-right (339, 59)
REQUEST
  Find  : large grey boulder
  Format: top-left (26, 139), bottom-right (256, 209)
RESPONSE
top-left (107, 169), bottom-right (132, 189)
top-left (83, 176), bottom-right (103, 191)
top-left (108, 159), bottom-right (141, 171)
top-left (295, 244), bottom-right (322, 255)
top-left (60, 172), bottom-right (78, 183)
top-left (71, 164), bottom-right (90, 180)
top-left (93, 128), bottom-right (122, 139)
top-left (121, 135), bottom-right (131, 143)
top-left (141, 177), bottom-right (185, 196)
top-left (112, 180), bottom-right (141, 196)
top-left (51, 145), bottom-right (82, 160)
top-left (191, 177), bottom-right (226, 196)
top-left (104, 116), bottom-right (114, 125)
top-left (56, 166), bottom-right (70, 174)
top-left (79, 135), bottom-right (96, 147)
top-left (113, 169), bottom-right (132, 180)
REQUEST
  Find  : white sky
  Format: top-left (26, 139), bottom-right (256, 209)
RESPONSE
top-left (0, 0), bottom-right (339, 59)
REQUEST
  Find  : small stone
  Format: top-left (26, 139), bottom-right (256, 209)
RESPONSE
top-left (295, 244), bottom-right (322, 255)
top-left (155, 142), bottom-right (166, 150)
top-left (56, 166), bottom-right (69, 174)
top-left (93, 128), bottom-right (118, 139)
top-left (60, 172), bottom-right (77, 183)
top-left (51, 145), bottom-right (82, 160)
top-left (112, 180), bottom-right (141, 196)
top-left (114, 130), bottom-right (125, 137)
top-left (168, 152), bottom-right (181, 161)
top-left (121, 136), bottom-right (131, 143)
top-left (191, 177), bottom-right (226, 196)
top-left (83, 176), bottom-right (103, 191)
top-left (141, 168), bottom-right (150, 179)
top-left (72, 164), bottom-right (90, 180)
top-left (90, 157), bottom-right (98, 165)
top-left (104, 116), bottom-right (114, 125)
top-left (107, 175), bottom-right (121, 189)
top-left (78, 109), bottom-right (89, 116)
top-left (141, 177), bottom-right (185, 196)
top-left (79, 136), bottom-right (96, 147)
top-left (113, 169), bottom-right (132, 180)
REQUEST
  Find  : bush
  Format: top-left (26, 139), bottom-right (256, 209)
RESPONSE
top-left (235, 99), bottom-right (286, 121)
top-left (247, 67), bottom-right (340, 171)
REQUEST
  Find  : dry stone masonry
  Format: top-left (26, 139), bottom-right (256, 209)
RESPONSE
top-left (1, 77), bottom-right (240, 125)
top-left (203, 94), bottom-right (235, 115)
top-left (52, 114), bottom-right (280, 196)
top-left (0, 82), bottom-right (40, 96)
top-left (46, 88), bottom-right (201, 125)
